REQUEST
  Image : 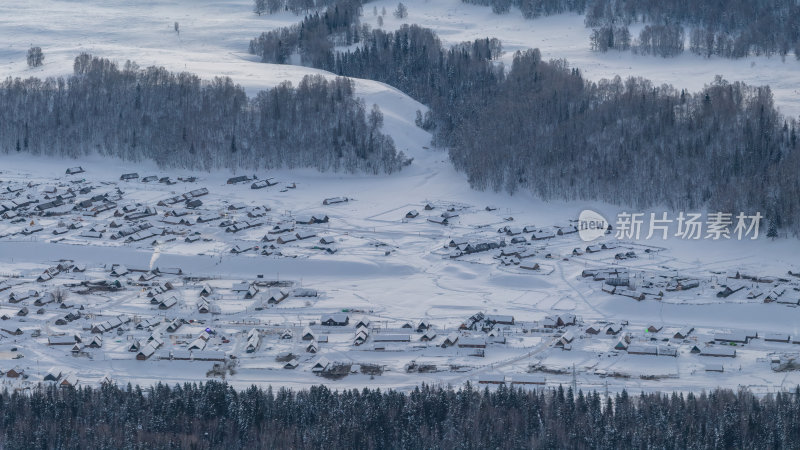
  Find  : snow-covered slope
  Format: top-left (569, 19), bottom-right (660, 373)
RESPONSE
top-left (0, 0), bottom-right (435, 162)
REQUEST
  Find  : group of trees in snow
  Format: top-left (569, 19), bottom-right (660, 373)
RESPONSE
top-left (448, 51), bottom-right (800, 236)
top-left (253, 0), bottom-right (345, 15)
top-left (462, 0), bottom-right (589, 18)
top-left (249, 0), bottom-right (366, 66)
top-left (589, 25), bottom-right (630, 51)
top-left (587, 21), bottom-right (685, 58)
top-left (589, 23), bottom-right (683, 56)
top-left (330, 26), bottom-right (504, 147)
top-left (0, 54), bottom-right (407, 174)
top-left (588, 0), bottom-right (800, 59)
top-left (250, 15), bottom-right (800, 233)
top-left (26, 46), bottom-right (44, 67)
top-left (258, 22), bottom-right (502, 145)
top-left (1, 382), bottom-right (800, 448)
top-left (463, 0), bottom-right (800, 59)
top-left (631, 23), bottom-right (684, 57)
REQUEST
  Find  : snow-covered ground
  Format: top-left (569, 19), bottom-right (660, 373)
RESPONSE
top-left (1, 0), bottom-right (800, 394)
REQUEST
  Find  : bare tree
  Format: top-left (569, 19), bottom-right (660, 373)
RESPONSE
top-left (27, 46), bottom-right (44, 68)
top-left (53, 286), bottom-right (68, 303)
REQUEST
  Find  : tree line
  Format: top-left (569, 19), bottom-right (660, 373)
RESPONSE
top-left (1, 381), bottom-right (799, 448)
top-left (462, 0), bottom-right (589, 18)
top-left (0, 54), bottom-right (407, 174)
top-left (250, 16), bottom-right (800, 233)
top-left (589, 22), bottom-right (685, 57)
top-left (254, 0), bottom-right (351, 16)
top-left (463, 0), bottom-right (800, 59)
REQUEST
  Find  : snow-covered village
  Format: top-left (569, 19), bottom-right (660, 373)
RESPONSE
top-left (1, 161), bottom-right (799, 396)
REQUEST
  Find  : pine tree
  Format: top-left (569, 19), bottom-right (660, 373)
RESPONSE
top-left (767, 219), bottom-right (778, 239)
top-left (393, 2), bottom-right (408, 19)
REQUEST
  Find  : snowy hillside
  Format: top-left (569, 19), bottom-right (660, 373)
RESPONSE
top-left (0, 0), bottom-right (433, 162)
top-left (361, 0), bottom-right (800, 117)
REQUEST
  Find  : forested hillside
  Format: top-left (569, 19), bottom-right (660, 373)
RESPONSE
top-left (1, 382), bottom-right (799, 449)
top-left (0, 54), bottom-right (407, 174)
top-left (251, 19), bottom-right (800, 233)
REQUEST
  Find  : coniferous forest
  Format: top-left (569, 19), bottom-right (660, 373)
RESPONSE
top-left (0, 54), bottom-right (407, 174)
top-left (1, 382), bottom-right (799, 449)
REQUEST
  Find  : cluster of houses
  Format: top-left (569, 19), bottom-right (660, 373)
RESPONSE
top-left (0, 170), bottom-right (351, 260)
top-left (447, 238), bottom-right (506, 259)
top-left (0, 174), bottom-right (178, 242)
top-left (581, 264), bottom-right (800, 306)
top-left (478, 374), bottom-right (546, 386)
top-left (4, 255), bottom-right (800, 386)
top-left (20, 244), bottom-right (778, 383)
top-left (0, 177), bottom-right (116, 224)
top-left (0, 251), bottom-right (334, 384)
top-left (4, 365), bottom-right (82, 389)
top-left (727, 270), bottom-right (800, 305)
top-left (437, 215), bottom-right (617, 271)
top-left (570, 242), bottom-right (625, 258)
top-left (499, 223), bottom-right (580, 241)
top-left (546, 315), bottom-right (800, 371)
top-left (443, 234), bottom-right (545, 270)
top-left (583, 267), bottom-right (696, 302)
top-left (260, 311), bottom-right (515, 358)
